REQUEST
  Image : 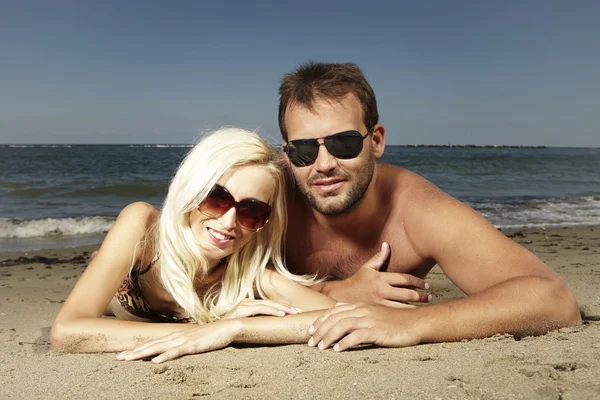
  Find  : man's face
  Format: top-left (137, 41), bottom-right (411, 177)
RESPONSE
top-left (283, 94), bottom-right (375, 216)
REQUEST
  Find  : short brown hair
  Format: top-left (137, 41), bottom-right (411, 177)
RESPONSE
top-left (278, 61), bottom-right (379, 141)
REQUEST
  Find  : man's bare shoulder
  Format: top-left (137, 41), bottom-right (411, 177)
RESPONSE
top-left (377, 163), bottom-right (447, 207)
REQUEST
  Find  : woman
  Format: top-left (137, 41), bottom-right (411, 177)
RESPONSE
top-left (51, 127), bottom-right (337, 359)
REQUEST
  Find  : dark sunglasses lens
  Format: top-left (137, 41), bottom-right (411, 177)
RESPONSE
top-left (201, 186), bottom-right (234, 216)
top-left (286, 141), bottom-right (319, 167)
top-left (237, 200), bottom-right (271, 230)
top-left (325, 131), bottom-right (364, 159)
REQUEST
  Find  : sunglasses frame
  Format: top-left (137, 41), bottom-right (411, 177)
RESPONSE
top-left (198, 184), bottom-right (272, 231)
top-left (283, 128), bottom-right (372, 167)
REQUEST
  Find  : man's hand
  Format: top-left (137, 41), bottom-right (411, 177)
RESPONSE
top-left (323, 242), bottom-right (431, 308)
top-left (307, 303), bottom-right (421, 351)
top-left (115, 319), bottom-right (242, 363)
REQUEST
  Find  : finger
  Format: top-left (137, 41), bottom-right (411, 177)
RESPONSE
top-left (116, 333), bottom-right (183, 359)
top-left (314, 316), bottom-right (367, 350)
top-left (308, 303), bottom-right (358, 335)
top-left (258, 300), bottom-right (301, 314)
top-left (382, 273), bottom-right (429, 290)
top-left (234, 300), bottom-right (300, 316)
top-left (309, 308), bottom-right (365, 346)
top-left (333, 329), bottom-right (374, 352)
top-left (242, 304), bottom-right (293, 317)
top-left (380, 299), bottom-right (417, 309)
top-left (152, 336), bottom-right (230, 363)
top-left (381, 287), bottom-right (432, 303)
top-left (120, 339), bottom-right (185, 361)
top-left (151, 345), bottom-right (189, 363)
top-left (365, 242), bottom-right (391, 271)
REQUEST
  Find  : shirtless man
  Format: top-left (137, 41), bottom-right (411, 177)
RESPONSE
top-left (278, 61), bottom-right (581, 351)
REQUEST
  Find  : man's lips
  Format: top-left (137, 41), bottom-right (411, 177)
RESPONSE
top-left (312, 178), bottom-right (344, 193)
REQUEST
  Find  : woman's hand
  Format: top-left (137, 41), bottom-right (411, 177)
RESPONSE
top-left (222, 298), bottom-right (301, 319)
top-left (116, 319), bottom-right (242, 363)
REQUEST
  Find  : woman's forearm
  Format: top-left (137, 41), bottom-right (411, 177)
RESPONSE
top-left (234, 310), bottom-right (324, 345)
top-left (50, 317), bottom-right (196, 353)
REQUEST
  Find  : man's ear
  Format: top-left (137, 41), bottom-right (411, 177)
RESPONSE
top-left (371, 124), bottom-right (386, 159)
top-left (280, 144), bottom-right (289, 161)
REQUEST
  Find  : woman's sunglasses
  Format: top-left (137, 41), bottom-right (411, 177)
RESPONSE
top-left (283, 129), bottom-right (371, 167)
top-left (198, 184), bottom-right (272, 231)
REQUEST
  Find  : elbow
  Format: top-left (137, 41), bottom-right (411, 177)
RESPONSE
top-left (560, 289), bottom-right (582, 327)
top-left (50, 319), bottom-right (76, 352)
top-left (544, 277), bottom-right (581, 329)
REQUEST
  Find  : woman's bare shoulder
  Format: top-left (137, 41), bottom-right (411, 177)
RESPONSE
top-left (117, 202), bottom-right (160, 227)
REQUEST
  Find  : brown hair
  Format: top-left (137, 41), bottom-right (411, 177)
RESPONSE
top-left (278, 61), bottom-right (379, 141)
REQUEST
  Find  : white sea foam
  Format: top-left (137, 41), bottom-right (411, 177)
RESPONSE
top-left (474, 196), bottom-right (600, 229)
top-left (0, 217), bottom-right (115, 238)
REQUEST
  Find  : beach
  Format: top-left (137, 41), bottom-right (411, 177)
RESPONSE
top-left (1, 226), bottom-right (599, 399)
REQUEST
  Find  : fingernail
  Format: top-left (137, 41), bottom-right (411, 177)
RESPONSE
top-left (308, 337), bottom-right (314, 346)
top-left (308, 325), bottom-right (315, 334)
top-left (427, 294), bottom-right (433, 302)
top-left (295, 308), bottom-right (303, 313)
top-left (278, 311), bottom-right (286, 316)
top-left (424, 282), bottom-right (430, 290)
top-left (333, 344), bottom-right (340, 352)
top-left (115, 353), bottom-right (124, 360)
top-left (318, 340), bottom-right (324, 350)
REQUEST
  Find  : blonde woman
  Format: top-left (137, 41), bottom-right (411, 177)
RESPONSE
top-left (51, 127), bottom-right (338, 361)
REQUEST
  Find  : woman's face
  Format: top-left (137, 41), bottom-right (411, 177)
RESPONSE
top-left (189, 165), bottom-right (275, 266)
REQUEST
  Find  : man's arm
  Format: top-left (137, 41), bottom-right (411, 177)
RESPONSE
top-left (309, 184), bottom-right (580, 350)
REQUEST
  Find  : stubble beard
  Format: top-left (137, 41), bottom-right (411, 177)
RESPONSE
top-left (293, 151), bottom-right (376, 217)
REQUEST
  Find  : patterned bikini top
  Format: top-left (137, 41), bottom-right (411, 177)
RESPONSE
top-left (115, 255), bottom-right (196, 323)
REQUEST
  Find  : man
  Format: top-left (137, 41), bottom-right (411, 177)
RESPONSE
top-left (278, 61), bottom-right (580, 351)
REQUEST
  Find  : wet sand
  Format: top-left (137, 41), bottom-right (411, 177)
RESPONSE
top-left (1, 226), bottom-right (599, 399)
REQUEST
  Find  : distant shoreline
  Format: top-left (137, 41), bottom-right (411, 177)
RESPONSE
top-left (0, 144), bottom-right (551, 148)
top-left (396, 144), bottom-right (548, 149)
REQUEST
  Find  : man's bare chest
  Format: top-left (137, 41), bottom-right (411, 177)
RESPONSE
top-left (286, 233), bottom-right (432, 280)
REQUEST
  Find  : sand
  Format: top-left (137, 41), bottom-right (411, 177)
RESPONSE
top-left (1, 226), bottom-right (599, 399)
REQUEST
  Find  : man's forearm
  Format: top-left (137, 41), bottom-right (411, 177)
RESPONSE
top-left (414, 275), bottom-right (580, 343)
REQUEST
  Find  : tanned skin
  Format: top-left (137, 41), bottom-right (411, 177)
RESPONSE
top-left (281, 93), bottom-right (580, 351)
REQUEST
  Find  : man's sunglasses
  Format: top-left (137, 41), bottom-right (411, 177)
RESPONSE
top-left (198, 184), bottom-right (272, 231)
top-left (283, 129), bottom-right (372, 167)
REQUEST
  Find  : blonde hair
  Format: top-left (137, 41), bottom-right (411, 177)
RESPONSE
top-left (156, 127), bottom-right (308, 323)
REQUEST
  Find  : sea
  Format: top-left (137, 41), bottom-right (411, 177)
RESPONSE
top-left (1, 144), bottom-right (599, 252)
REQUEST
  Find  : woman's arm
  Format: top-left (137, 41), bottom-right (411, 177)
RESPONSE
top-left (261, 268), bottom-right (337, 311)
top-left (116, 310), bottom-right (326, 363)
top-left (116, 269), bottom-right (338, 362)
top-left (50, 202), bottom-right (193, 353)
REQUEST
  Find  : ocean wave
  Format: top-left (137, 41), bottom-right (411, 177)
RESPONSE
top-left (495, 221), bottom-right (600, 230)
top-left (4, 183), bottom-right (167, 199)
top-left (0, 216), bottom-right (115, 238)
top-left (471, 195), bottom-right (600, 229)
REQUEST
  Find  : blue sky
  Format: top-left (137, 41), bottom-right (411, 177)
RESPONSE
top-left (1, 1), bottom-right (598, 146)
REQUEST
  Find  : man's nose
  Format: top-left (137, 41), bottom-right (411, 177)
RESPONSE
top-left (313, 141), bottom-right (338, 173)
